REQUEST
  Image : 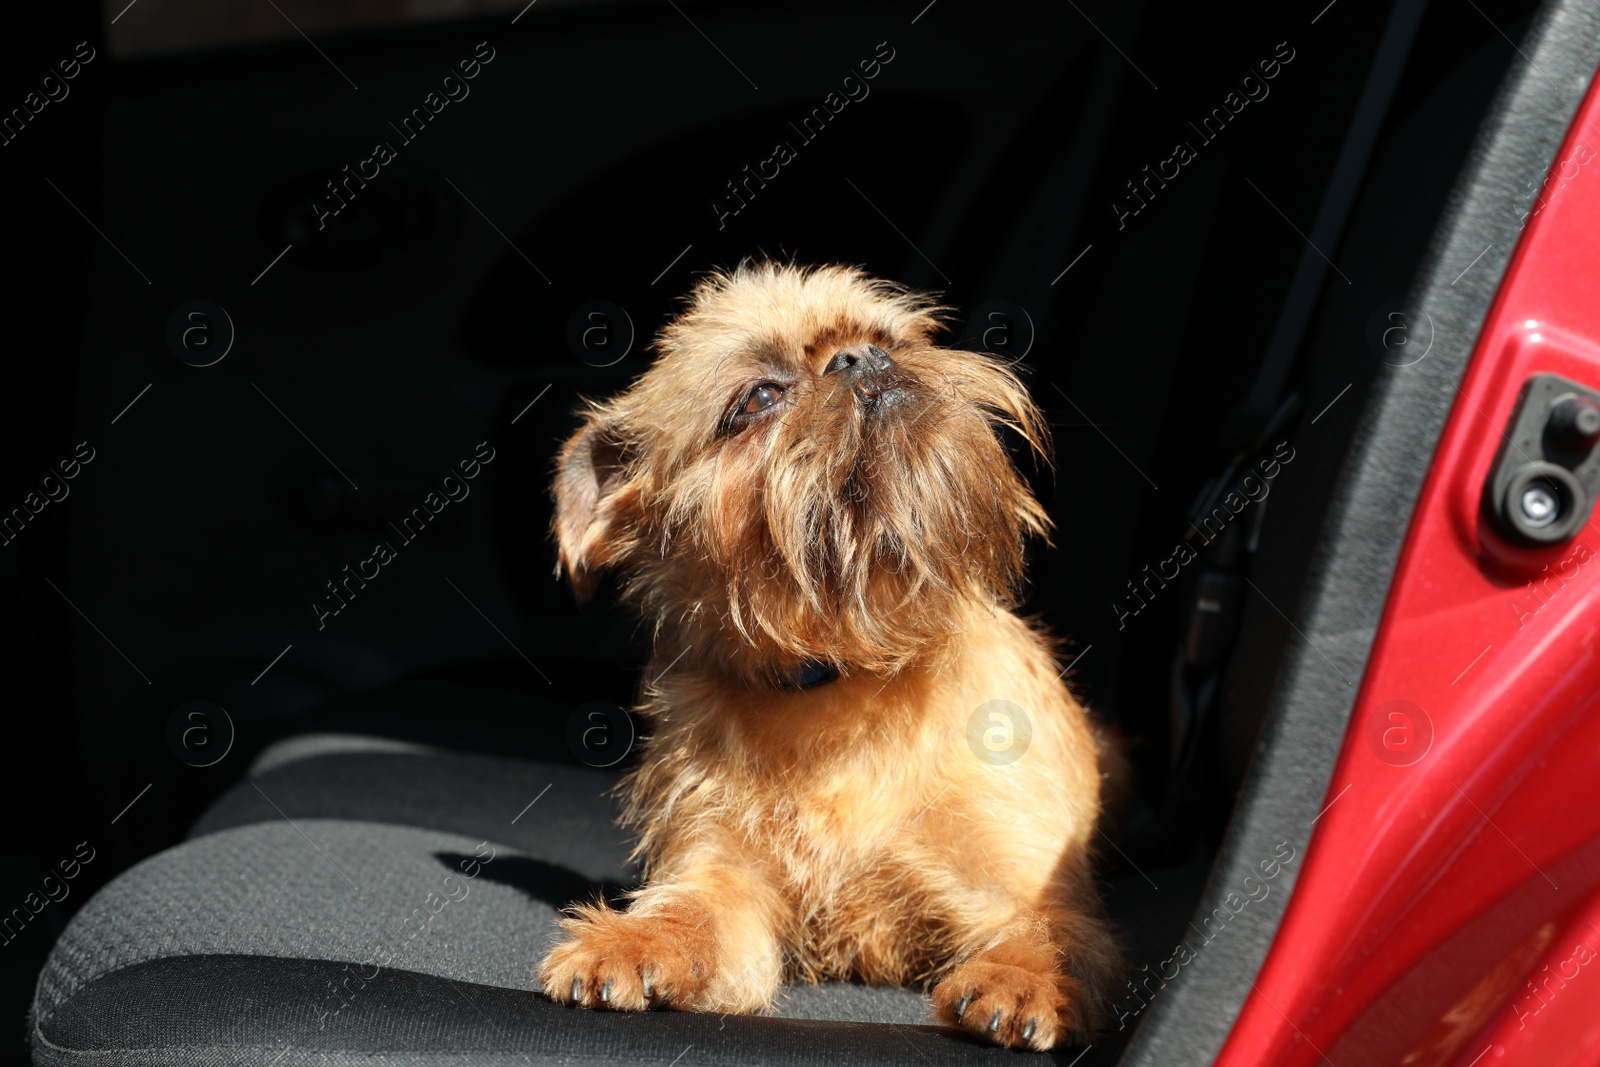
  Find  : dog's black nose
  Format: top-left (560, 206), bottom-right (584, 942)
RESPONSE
top-left (823, 344), bottom-right (894, 379)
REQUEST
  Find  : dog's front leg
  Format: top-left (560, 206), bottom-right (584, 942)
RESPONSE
top-left (538, 848), bottom-right (787, 1014)
top-left (929, 882), bottom-right (1121, 1050)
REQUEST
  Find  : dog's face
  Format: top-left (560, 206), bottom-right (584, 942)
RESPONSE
top-left (553, 262), bottom-right (1051, 679)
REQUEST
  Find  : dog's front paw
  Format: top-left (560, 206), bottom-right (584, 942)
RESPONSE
top-left (538, 903), bottom-right (715, 1011)
top-left (932, 955), bottom-right (1075, 1051)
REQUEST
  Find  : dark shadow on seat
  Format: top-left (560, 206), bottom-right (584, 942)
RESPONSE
top-left (434, 852), bottom-right (635, 912)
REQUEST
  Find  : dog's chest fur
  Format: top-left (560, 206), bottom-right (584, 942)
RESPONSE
top-left (624, 613), bottom-right (1096, 989)
top-left (765, 770), bottom-right (991, 985)
top-left (637, 669), bottom-right (1069, 985)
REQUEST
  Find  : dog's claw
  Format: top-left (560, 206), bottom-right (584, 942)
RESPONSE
top-left (955, 994), bottom-right (971, 1019)
top-left (988, 1009), bottom-right (1002, 1032)
top-left (570, 977), bottom-right (581, 1002)
top-left (642, 966), bottom-right (655, 999)
top-left (600, 980), bottom-right (612, 1003)
top-left (1022, 1018), bottom-right (1037, 1041)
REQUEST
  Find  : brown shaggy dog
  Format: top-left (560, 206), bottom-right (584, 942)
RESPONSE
top-left (537, 261), bottom-right (1123, 1050)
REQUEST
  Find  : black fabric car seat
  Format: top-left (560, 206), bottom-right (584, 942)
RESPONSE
top-left (30, 705), bottom-right (1202, 1067)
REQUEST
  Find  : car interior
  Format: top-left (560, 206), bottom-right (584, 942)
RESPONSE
top-left (0, 0), bottom-right (1558, 1062)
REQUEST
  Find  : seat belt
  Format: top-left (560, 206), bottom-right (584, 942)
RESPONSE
top-left (1159, 0), bottom-right (1432, 840)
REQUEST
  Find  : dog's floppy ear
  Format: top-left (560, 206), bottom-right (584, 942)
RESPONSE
top-left (553, 411), bottom-right (639, 601)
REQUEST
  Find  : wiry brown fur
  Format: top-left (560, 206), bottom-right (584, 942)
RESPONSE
top-left (538, 261), bottom-right (1123, 1050)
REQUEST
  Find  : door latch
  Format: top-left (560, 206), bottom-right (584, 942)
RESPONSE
top-left (1483, 373), bottom-right (1600, 547)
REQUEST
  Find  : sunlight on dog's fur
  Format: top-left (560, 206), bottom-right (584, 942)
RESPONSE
top-left (537, 261), bottom-right (1123, 1050)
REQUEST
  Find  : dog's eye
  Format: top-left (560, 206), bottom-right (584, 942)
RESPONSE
top-left (722, 381), bottom-right (790, 435)
top-left (742, 383), bottom-right (786, 414)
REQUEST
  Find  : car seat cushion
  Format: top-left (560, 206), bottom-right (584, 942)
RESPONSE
top-left (31, 747), bottom-right (956, 1067)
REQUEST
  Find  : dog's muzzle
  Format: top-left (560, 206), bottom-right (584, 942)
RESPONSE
top-left (825, 344), bottom-right (908, 408)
